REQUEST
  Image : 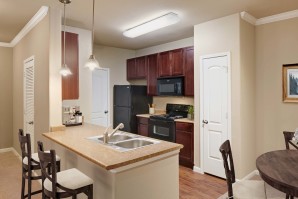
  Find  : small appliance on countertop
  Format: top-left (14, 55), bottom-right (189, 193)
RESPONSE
top-left (62, 106), bottom-right (83, 127)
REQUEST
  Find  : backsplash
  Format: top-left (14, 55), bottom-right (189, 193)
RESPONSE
top-left (153, 96), bottom-right (194, 110)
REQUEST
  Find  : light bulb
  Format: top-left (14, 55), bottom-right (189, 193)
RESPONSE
top-left (60, 64), bottom-right (72, 76)
top-left (85, 54), bottom-right (100, 71)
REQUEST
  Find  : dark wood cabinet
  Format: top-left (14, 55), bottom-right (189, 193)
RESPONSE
top-left (184, 47), bottom-right (194, 96)
top-left (127, 58), bottom-right (136, 80)
top-left (176, 122), bottom-right (194, 168)
top-left (62, 31), bottom-right (79, 100)
top-left (146, 54), bottom-right (158, 96)
top-left (158, 48), bottom-right (184, 77)
top-left (137, 117), bottom-right (149, 137)
top-left (127, 56), bottom-right (147, 80)
top-left (171, 48), bottom-right (184, 76)
top-left (158, 51), bottom-right (171, 77)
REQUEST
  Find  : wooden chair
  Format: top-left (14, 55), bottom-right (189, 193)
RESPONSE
top-left (18, 129), bottom-right (61, 199)
top-left (283, 131), bottom-right (298, 150)
top-left (37, 141), bottom-right (93, 199)
top-left (219, 140), bottom-right (266, 199)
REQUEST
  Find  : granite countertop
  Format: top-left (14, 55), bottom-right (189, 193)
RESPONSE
top-left (136, 114), bottom-right (194, 124)
top-left (43, 123), bottom-right (182, 170)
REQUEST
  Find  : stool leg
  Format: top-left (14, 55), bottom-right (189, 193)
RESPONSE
top-left (21, 168), bottom-right (25, 199)
top-left (28, 169), bottom-right (32, 199)
top-left (72, 195), bottom-right (77, 199)
top-left (57, 161), bottom-right (61, 172)
top-left (88, 184), bottom-right (93, 199)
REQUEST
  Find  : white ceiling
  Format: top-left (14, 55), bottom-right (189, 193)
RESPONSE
top-left (1, 0), bottom-right (298, 49)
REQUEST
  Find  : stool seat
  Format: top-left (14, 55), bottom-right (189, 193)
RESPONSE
top-left (44, 168), bottom-right (94, 192)
top-left (23, 152), bottom-right (61, 166)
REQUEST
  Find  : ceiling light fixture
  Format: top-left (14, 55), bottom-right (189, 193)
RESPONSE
top-left (123, 12), bottom-right (180, 38)
top-left (85, 0), bottom-right (100, 71)
top-left (59, 0), bottom-right (72, 76)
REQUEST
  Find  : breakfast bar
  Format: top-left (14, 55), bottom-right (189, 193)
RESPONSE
top-left (43, 123), bottom-right (182, 199)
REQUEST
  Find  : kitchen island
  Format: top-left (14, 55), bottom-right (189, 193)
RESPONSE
top-left (43, 123), bottom-right (182, 199)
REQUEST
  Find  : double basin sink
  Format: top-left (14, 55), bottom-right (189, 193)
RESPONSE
top-left (87, 132), bottom-right (160, 152)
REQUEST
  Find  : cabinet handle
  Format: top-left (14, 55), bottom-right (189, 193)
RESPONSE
top-left (202, 120), bottom-right (208, 124)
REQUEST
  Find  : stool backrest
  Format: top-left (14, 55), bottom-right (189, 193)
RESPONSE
top-left (18, 129), bottom-right (39, 166)
top-left (219, 140), bottom-right (235, 198)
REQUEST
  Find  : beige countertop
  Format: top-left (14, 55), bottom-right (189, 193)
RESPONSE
top-left (136, 114), bottom-right (194, 124)
top-left (43, 123), bottom-right (182, 170)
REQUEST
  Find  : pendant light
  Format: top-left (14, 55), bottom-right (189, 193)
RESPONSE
top-left (84, 0), bottom-right (101, 71)
top-left (59, 0), bottom-right (72, 76)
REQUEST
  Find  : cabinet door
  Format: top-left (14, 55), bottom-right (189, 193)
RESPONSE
top-left (184, 47), bottom-right (194, 96)
top-left (171, 48), bottom-right (184, 76)
top-left (146, 54), bottom-right (158, 96)
top-left (158, 51), bottom-right (171, 77)
top-left (127, 58), bottom-right (136, 80)
top-left (136, 56), bottom-right (147, 78)
top-left (62, 32), bottom-right (79, 100)
top-left (176, 122), bottom-right (194, 168)
top-left (137, 117), bottom-right (149, 136)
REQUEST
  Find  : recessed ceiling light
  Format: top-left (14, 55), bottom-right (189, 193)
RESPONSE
top-left (123, 12), bottom-right (180, 38)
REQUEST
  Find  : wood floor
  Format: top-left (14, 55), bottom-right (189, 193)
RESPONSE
top-left (0, 151), bottom-right (227, 199)
top-left (179, 166), bottom-right (227, 199)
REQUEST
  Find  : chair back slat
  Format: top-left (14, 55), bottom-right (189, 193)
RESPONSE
top-left (283, 131), bottom-right (298, 150)
top-left (219, 140), bottom-right (235, 198)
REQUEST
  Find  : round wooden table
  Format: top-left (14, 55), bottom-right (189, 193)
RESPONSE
top-left (256, 150), bottom-right (298, 197)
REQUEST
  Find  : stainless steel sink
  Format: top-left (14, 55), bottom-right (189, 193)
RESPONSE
top-left (97, 134), bottom-right (133, 143)
top-left (86, 134), bottom-right (160, 152)
top-left (114, 139), bottom-right (154, 149)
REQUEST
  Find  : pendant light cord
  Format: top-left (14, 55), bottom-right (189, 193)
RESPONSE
top-left (91, 0), bottom-right (95, 55)
top-left (63, 2), bottom-right (66, 66)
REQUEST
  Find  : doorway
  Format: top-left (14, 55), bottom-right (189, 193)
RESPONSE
top-left (91, 68), bottom-right (109, 127)
top-left (23, 56), bottom-right (35, 150)
top-left (200, 52), bottom-right (231, 178)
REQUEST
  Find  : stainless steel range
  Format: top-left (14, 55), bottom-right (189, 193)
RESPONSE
top-left (148, 104), bottom-right (189, 142)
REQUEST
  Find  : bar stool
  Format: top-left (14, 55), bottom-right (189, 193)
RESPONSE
top-left (37, 141), bottom-right (93, 199)
top-left (18, 129), bottom-right (61, 199)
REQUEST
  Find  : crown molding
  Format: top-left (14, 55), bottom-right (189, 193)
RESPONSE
top-left (0, 6), bottom-right (49, 48)
top-left (256, 9), bottom-right (298, 25)
top-left (240, 11), bottom-right (257, 25)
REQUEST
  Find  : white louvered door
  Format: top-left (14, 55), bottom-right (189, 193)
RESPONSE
top-left (24, 57), bottom-right (35, 151)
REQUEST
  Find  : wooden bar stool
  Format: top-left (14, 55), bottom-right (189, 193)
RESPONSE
top-left (37, 141), bottom-right (93, 199)
top-left (18, 129), bottom-right (61, 199)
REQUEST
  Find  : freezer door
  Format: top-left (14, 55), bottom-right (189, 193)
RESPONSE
top-left (113, 106), bottom-right (132, 132)
top-left (114, 85), bottom-right (131, 107)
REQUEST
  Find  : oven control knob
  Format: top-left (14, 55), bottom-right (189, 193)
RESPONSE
top-left (202, 120), bottom-right (208, 124)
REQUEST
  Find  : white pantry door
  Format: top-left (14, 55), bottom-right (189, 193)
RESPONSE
top-left (91, 68), bottom-right (109, 127)
top-left (24, 57), bottom-right (35, 151)
top-left (201, 53), bottom-right (230, 178)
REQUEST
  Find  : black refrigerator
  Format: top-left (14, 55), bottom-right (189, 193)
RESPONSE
top-left (113, 85), bottom-right (152, 133)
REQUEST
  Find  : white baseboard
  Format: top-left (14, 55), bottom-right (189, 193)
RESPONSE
top-left (193, 166), bottom-right (204, 174)
top-left (238, 170), bottom-right (259, 181)
top-left (0, 147), bottom-right (14, 153)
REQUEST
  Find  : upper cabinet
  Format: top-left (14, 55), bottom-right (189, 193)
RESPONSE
top-left (146, 54), bottom-right (158, 96)
top-left (126, 46), bottom-right (194, 96)
top-left (127, 56), bottom-right (147, 80)
top-left (184, 47), bottom-right (194, 96)
top-left (158, 48), bottom-right (184, 77)
top-left (62, 31), bottom-right (79, 100)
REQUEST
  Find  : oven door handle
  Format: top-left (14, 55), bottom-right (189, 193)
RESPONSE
top-left (149, 118), bottom-right (174, 124)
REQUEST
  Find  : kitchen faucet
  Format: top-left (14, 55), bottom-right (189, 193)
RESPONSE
top-left (103, 123), bottom-right (124, 144)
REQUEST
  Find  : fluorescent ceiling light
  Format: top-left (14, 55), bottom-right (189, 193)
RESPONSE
top-left (123, 12), bottom-right (180, 38)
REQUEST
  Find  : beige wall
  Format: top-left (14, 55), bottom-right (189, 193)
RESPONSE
top-left (255, 18), bottom-right (298, 156)
top-left (13, 14), bottom-right (50, 153)
top-left (153, 97), bottom-right (194, 111)
top-left (0, 47), bottom-right (13, 148)
top-left (239, 19), bottom-right (256, 176)
top-left (94, 45), bottom-right (135, 125)
top-left (194, 14), bottom-right (257, 178)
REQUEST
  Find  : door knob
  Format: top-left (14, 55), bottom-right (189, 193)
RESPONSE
top-left (28, 121), bottom-right (34, 125)
top-left (202, 120), bottom-right (208, 124)
top-left (104, 110), bottom-right (108, 114)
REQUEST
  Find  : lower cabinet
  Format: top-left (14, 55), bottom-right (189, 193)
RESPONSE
top-left (175, 122), bottom-right (194, 168)
top-left (137, 117), bottom-right (149, 137)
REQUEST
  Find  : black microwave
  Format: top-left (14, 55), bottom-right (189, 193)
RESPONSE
top-left (157, 77), bottom-right (184, 96)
